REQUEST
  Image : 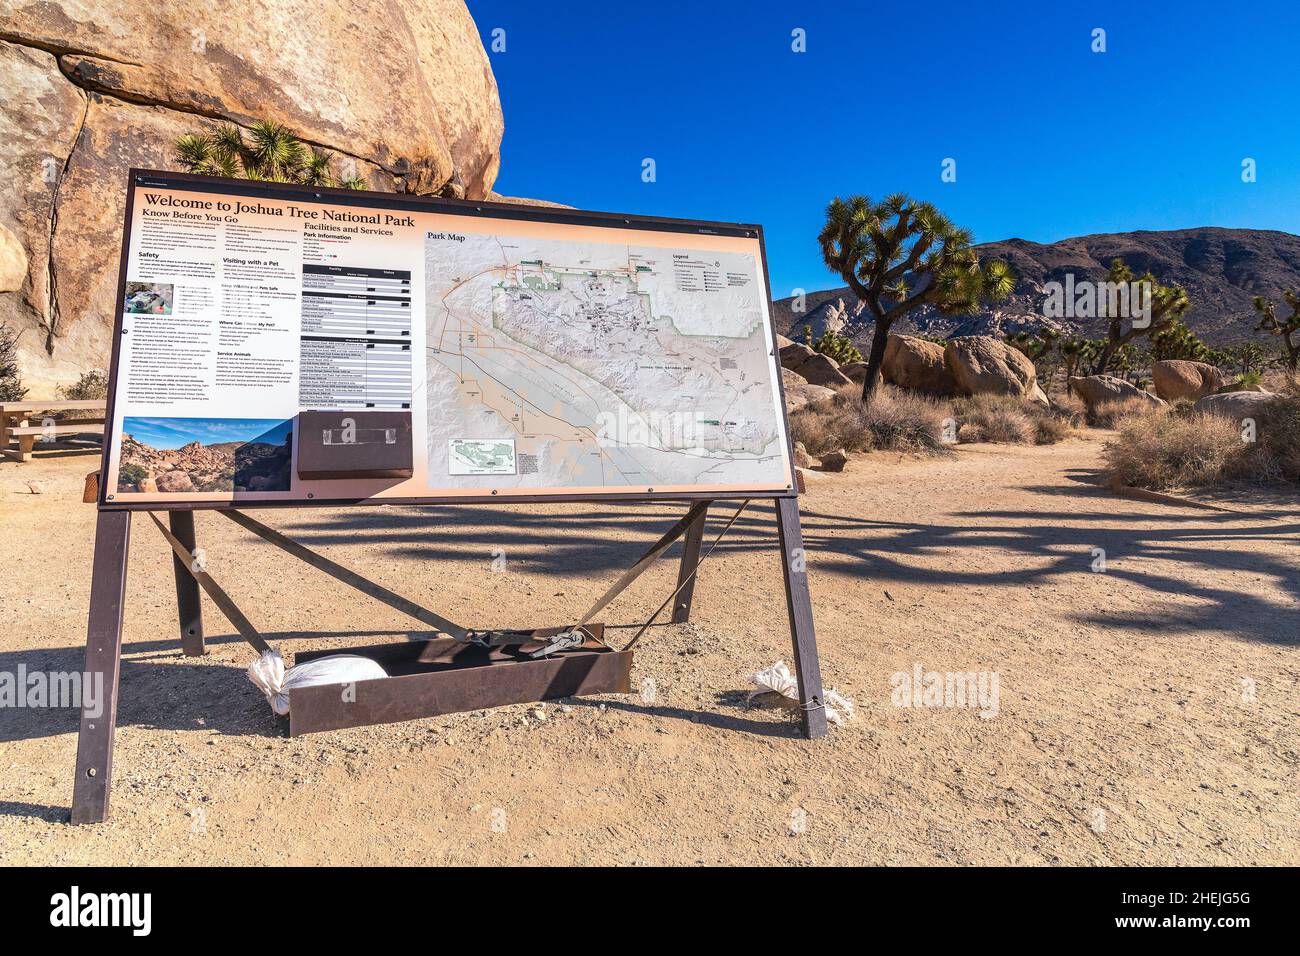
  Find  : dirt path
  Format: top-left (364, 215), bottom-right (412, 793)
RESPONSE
top-left (1, 435), bottom-right (1296, 865)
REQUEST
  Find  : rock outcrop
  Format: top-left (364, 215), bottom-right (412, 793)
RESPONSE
top-left (781, 367), bottom-right (835, 411)
top-left (0, 0), bottom-right (504, 395)
top-left (943, 336), bottom-right (1039, 398)
top-left (117, 433), bottom-right (291, 492)
top-left (839, 361), bottom-right (868, 385)
top-left (793, 353), bottom-right (852, 388)
top-left (1151, 360), bottom-right (1225, 402)
top-left (779, 341), bottom-right (852, 388)
top-left (1068, 375), bottom-right (1166, 412)
top-left (883, 334), bottom-right (959, 395)
top-left (788, 297), bottom-right (862, 341)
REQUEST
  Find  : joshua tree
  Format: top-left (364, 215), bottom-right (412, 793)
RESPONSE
top-left (1149, 316), bottom-right (1210, 363)
top-left (1091, 258), bottom-right (1190, 374)
top-left (1059, 335), bottom-right (1101, 393)
top-left (1009, 327), bottom-right (1060, 390)
top-left (175, 120), bottom-right (367, 189)
top-left (818, 194), bottom-right (1015, 399)
top-left (1252, 291), bottom-right (1300, 372)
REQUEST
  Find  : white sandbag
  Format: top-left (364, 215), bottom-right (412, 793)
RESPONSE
top-left (747, 659), bottom-right (855, 727)
top-left (247, 649), bottom-right (387, 716)
top-left (748, 660), bottom-right (799, 700)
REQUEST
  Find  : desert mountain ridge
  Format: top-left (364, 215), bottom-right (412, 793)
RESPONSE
top-left (771, 226), bottom-right (1300, 347)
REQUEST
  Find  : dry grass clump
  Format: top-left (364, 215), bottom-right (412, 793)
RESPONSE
top-left (1087, 395), bottom-right (1166, 428)
top-left (950, 393), bottom-right (1077, 445)
top-left (1101, 386), bottom-right (1300, 489)
top-left (789, 385), bottom-right (949, 456)
top-left (1256, 382), bottom-right (1300, 479)
top-left (1102, 411), bottom-right (1246, 488)
top-left (1031, 414), bottom-right (1075, 445)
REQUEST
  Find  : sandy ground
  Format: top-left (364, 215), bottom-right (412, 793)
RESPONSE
top-left (1, 435), bottom-right (1296, 866)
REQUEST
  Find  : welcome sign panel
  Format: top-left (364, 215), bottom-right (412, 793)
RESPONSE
top-left (100, 172), bottom-right (794, 507)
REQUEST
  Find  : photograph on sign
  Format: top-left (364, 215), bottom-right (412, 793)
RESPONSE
top-left (101, 173), bottom-right (793, 506)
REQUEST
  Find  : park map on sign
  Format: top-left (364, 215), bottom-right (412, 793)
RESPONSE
top-left (423, 230), bottom-right (788, 490)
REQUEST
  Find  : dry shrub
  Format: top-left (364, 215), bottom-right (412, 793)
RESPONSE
top-left (789, 385), bottom-right (948, 456)
top-left (1089, 395), bottom-right (1167, 428)
top-left (1102, 412), bottom-right (1243, 488)
top-left (1101, 390), bottom-right (1300, 489)
top-left (1032, 415), bottom-right (1074, 445)
top-left (950, 393), bottom-right (1076, 445)
top-left (1255, 387), bottom-right (1300, 479)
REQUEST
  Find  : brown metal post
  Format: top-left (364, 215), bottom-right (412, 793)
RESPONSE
top-left (774, 496), bottom-right (827, 739)
top-left (71, 509), bottom-right (132, 824)
top-left (671, 503), bottom-right (709, 623)
top-left (168, 510), bottom-right (205, 656)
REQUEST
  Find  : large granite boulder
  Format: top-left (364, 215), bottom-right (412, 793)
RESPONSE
top-left (781, 367), bottom-right (835, 411)
top-left (779, 341), bottom-right (816, 368)
top-left (883, 334), bottom-right (959, 395)
top-left (1151, 360), bottom-right (1225, 402)
top-left (1068, 374), bottom-right (1165, 411)
top-left (779, 341), bottom-right (852, 388)
top-left (0, 0), bottom-right (504, 395)
top-left (943, 335), bottom-right (1038, 398)
top-left (793, 352), bottom-right (853, 388)
top-left (1193, 390), bottom-right (1276, 421)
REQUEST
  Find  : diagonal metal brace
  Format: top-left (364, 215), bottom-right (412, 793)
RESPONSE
top-left (220, 509), bottom-right (471, 641)
top-left (148, 512), bottom-right (271, 655)
top-left (623, 499), bottom-right (749, 651)
top-left (572, 500), bottom-right (710, 629)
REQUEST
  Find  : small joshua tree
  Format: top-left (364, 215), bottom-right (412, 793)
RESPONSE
top-left (175, 120), bottom-right (367, 189)
top-left (803, 324), bottom-right (862, 365)
top-left (1253, 291), bottom-right (1300, 372)
top-left (818, 194), bottom-right (1015, 399)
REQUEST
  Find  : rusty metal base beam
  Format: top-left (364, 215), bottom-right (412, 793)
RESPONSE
top-left (288, 624), bottom-right (630, 736)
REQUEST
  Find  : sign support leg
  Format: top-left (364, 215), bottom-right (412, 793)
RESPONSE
top-left (775, 497), bottom-right (828, 739)
top-left (71, 509), bottom-right (131, 824)
top-left (169, 510), bottom-right (205, 656)
top-left (671, 502), bottom-right (710, 623)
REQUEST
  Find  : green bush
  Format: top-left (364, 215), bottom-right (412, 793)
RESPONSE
top-left (117, 462), bottom-right (148, 487)
top-left (0, 321), bottom-right (27, 402)
top-left (59, 369), bottom-right (109, 401)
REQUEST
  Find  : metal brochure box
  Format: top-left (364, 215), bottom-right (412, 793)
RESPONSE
top-left (296, 410), bottom-right (413, 480)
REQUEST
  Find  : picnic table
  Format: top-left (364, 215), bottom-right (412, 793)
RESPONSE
top-left (0, 399), bottom-right (107, 462)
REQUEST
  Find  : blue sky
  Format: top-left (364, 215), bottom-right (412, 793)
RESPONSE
top-left (469, 0), bottom-right (1300, 297)
top-left (124, 417), bottom-right (291, 449)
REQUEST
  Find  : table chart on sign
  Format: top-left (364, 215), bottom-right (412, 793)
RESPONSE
top-left (300, 265), bottom-right (412, 338)
top-left (299, 336), bottom-right (413, 409)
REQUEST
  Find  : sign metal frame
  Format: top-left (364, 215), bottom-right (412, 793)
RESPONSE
top-left (69, 171), bottom-right (828, 825)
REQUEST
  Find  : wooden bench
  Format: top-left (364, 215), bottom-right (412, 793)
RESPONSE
top-left (0, 400), bottom-right (107, 462)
